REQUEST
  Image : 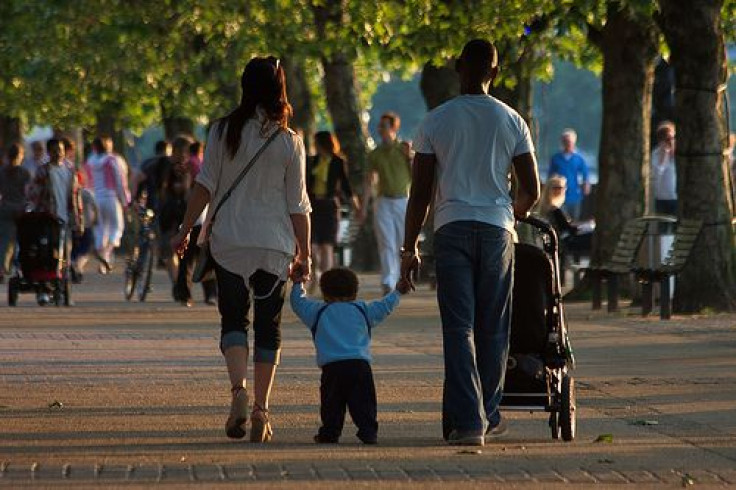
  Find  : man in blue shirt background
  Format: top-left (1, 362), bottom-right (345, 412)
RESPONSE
top-left (548, 129), bottom-right (590, 220)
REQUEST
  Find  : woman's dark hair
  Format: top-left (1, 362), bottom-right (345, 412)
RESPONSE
top-left (319, 267), bottom-right (359, 299)
top-left (314, 131), bottom-right (341, 157)
top-left (218, 56), bottom-right (292, 159)
top-left (7, 142), bottom-right (23, 163)
top-left (91, 137), bottom-right (105, 153)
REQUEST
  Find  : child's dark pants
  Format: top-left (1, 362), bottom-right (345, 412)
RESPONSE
top-left (318, 359), bottom-right (377, 442)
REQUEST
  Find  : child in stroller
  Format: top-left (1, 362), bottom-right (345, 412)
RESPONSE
top-left (8, 212), bottom-right (71, 306)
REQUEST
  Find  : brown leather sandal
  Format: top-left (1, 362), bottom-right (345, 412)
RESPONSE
top-left (225, 386), bottom-right (248, 439)
top-left (250, 403), bottom-right (273, 443)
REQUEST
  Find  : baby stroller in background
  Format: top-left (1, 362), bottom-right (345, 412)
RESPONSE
top-left (500, 216), bottom-right (576, 440)
top-left (7, 212), bottom-right (72, 306)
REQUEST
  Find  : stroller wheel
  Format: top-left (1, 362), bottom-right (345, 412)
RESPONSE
top-left (560, 375), bottom-right (576, 441)
top-left (8, 277), bottom-right (19, 306)
top-left (549, 412), bottom-right (561, 440)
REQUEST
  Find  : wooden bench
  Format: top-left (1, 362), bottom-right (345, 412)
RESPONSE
top-left (632, 219), bottom-right (703, 320)
top-left (586, 219), bottom-right (648, 312)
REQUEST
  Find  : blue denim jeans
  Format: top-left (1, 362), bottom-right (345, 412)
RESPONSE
top-left (434, 220), bottom-right (514, 435)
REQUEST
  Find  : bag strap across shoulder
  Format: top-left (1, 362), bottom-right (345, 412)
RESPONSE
top-left (209, 129), bottom-right (281, 227)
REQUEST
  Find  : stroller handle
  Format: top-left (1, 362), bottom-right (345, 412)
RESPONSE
top-left (518, 215), bottom-right (553, 233)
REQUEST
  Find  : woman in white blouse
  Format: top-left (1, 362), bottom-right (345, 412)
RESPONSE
top-left (171, 57), bottom-right (311, 443)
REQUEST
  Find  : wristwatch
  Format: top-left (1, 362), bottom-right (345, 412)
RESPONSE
top-left (400, 247), bottom-right (418, 259)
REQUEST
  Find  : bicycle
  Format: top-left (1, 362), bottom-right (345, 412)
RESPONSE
top-left (123, 200), bottom-right (156, 302)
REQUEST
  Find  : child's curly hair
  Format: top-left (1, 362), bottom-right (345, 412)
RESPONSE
top-left (319, 267), bottom-right (359, 300)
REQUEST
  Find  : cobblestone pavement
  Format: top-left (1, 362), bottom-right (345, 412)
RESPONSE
top-left (1, 270), bottom-right (735, 487)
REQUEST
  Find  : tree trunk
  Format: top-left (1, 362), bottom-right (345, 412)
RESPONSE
top-left (160, 102), bottom-right (195, 140)
top-left (313, 0), bottom-right (375, 271)
top-left (419, 60), bottom-right (459, 110)
top-left (658, 0), bottom-right (736, 312)
top-left (282, 57), bottom-right (316, 156)
top-left (0, 115), bottom-right (23, 149)
top-left (591, 5), bottom-right (659, 266)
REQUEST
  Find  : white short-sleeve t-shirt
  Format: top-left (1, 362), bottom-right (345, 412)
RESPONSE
top-left (413, 94), bottom-right (535, 233)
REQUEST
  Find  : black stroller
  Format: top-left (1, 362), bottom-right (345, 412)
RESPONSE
top-left (500, 216), bottom-right (576, 441)
top-left (7, 212), bottom-right (72, 306)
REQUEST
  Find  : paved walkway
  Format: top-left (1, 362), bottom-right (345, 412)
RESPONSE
top-left (1, 269), bottom-right (735, 488)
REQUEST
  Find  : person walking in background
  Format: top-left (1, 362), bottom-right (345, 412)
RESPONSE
top-left (135, 139), bottom-right (171, 211)
top-left (360, 112), bottom-right (413, 295)
top-left (70, 186), bottom-right (98, 283)
top-left (0, 143), bottom-right (31, 283)
top-left (548, 129), bottom-right (589, 220)
top-left (162, 135), bottom-right (217, 306)
top-left (22, 140), bottom-right (46, 178)
top-left (29, 139), bottom-right (84, 303)
top-left (290, 267), bottom-right (409, 445)
top-left (170, 56), bottom-right (311, 443)
top-left (84, 136), bottom-right (130, 272)
top-left (401, 39), bottom-right (540, 446)
top-left (159, 135), bottom-right (194, 295)
top-left (306, 131), bottom-right (360, 289)
top-left (188, 140), bottom-right (204, 178)
top-left (650, 121), bottom-right (677, 215)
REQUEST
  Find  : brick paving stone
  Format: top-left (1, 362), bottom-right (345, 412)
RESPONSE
top-left (684, 469), bottom-right (727, 485)
top-left (403, 466), bottom-right (438, 481)
top-left (554, 468), bottom-right (599, 484)
top-left (494, 468), bottom-right (534, 482)
top-left (314, 467), bottom-right (349, 481)
top-left (63, 463), bottom-right (96, 481)
top-left (618, 469), bottom-right (662, 484)
top-left (373, 468), bottom-right (410, 481)
top-left (650, 469), bottom-right (688, 484)
top-left (192, 464), bottom-right (224, 482)
top-left (95, 464), bottom-right (129, 482)
top-left (128, 464), bottom-right (162, 482)
top-left (529, 469), bottom-right (567, 483)
top-left (584, 469), bottom-right (631, 484)
top-left (223, 464), bottom-right (254, 481)
top-left (2, 463), bottom-right (30, 481)
top-left (714, 468), bottom-right (736, 484)
top-left (160, 464), bottom-right (193, 482)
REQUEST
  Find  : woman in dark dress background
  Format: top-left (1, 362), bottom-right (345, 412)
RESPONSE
top-left (306, 131), bottom-right (360, 285)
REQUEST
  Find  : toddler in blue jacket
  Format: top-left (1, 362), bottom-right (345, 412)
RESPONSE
top-left (291, 267), bottom-right (408, 444)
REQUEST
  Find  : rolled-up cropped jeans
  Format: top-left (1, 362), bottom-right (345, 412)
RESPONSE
top-left (214, 261), bottom-right (285, 364)
top-left (434, 220), bottom-right (514, 434)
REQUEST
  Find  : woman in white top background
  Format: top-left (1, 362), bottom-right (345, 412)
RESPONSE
top-left (171, 57), bottom-right (311, 443)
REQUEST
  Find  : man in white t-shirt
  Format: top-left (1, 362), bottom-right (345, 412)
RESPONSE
top-left (400, 39), bottom-right (540, 446)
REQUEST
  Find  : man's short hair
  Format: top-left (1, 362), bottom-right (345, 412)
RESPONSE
top-left (458, 39), bottom-right (499, 74)
top-left (380, 112), bottom-right (401, 130)
top-left (154, 140), bottom-right (170, 155)
top-left (656, 121), bottom-right (675, 142)
top-left (172, 135), bottom-right (194, 154)
top-left (46, 138), bottom-right (61, 152)
top-left (319, 267), bottom-right (359, 299)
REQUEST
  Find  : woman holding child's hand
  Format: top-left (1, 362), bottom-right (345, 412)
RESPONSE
top-left (173, 57), bottom-right (311, 443)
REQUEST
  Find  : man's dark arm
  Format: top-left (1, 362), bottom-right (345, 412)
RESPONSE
top-left (403, 152), bottom-right (436, 253)
top-left (512, 152), bottom-right (540, 219)
top-left (400, 152), bottom-right (436, 289)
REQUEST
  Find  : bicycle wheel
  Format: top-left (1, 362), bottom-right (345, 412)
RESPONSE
top-left (138, 245), bottom-right (154, 302)
top-left (124, 248), bottom-right (139, 301)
